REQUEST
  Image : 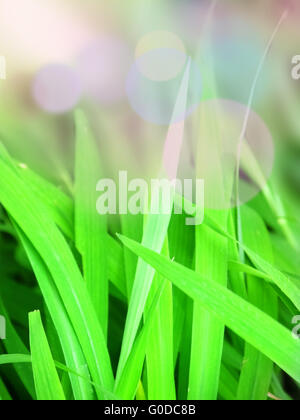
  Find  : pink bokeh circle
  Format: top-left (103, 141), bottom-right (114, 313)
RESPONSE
top-left (32, 64), bottom-right (82, 114)
top-left (177, 99), bottom-right (275, 210)
top-left (76, 37), bottom-right (132, 105)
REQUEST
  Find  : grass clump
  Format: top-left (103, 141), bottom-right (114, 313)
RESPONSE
top-left (0, 109), bottom-right (299, 401)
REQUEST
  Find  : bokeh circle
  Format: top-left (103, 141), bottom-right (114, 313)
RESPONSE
top-left (126, 49), bottom-right (202, 125)
top-left (32, 64), bottom-right (82, 114)
top-left (76, 36), bottom-right (131, 105)
top-left (135, 31), bottom-right (186, 81)
top-left (177, 99), bottom-right (274, 209)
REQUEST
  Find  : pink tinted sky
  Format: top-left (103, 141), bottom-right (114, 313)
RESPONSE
top-left (0, 0), bottom-right (111, 71)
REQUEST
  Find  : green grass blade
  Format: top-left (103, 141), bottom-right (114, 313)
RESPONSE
top-left (237, 276), bottom-right (277, 400)
top-left (0, 377), bottom-right (12, 400)
top-left (0, 354), bottom-right (32, 365)
top-left (116, 212), bottom-right (171, 382)
top-left (75, 110), bottom-right (108, 336)
top-left (16, 163), bottom-right (74, 240)
top-left (145, 240), bottom-right (176, 400)
top-left (222, 340), bottom-right (243, 371)
top-left (237, 206), bottom-right (278, 400)
top-left (227, 211), bottom-right (247, 300)
top-left (120, 213), bottom-right (143, 298)
top-left (107, 235), bottom-right (127, 298)
top-left (204, 214), bottom-right (300, 311)
top-left (116, 59), bottom-right (191, 380)
top-left (114, 281), bottom-right (167, 400)
top-left (189, 211), bottom-right (228, 400)
top-left (0, 354), bottom-right (117, 400)
top-left (177, 299), bottom-right (193, 400)
top-left (0, 142), bottom-right (73, 240)
top-left (29, 311), bottom-right (65, 400)
top-left (168, 214), bottom-right (195, 362)
top-left (15, 224), bottom-right (94, 400)
top-left (219, 365), bottom-right (238, 400)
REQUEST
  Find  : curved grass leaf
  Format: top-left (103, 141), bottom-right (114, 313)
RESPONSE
top-left (145, 240), bottom-right (176, 400)
top-left (29, 311), bottom-right (65, 401)
top-left (118, 234), bottom-right (300, 383)
top-left (204, 213), bottom-right (300, 311)
top-left (75, 110), bottom-right (108, 336)
top-left (15, 224), bottom-right (94, 400)
top-left (189, 212), bottom-right (228, 400)
top-left (0, 377), bottom-right (12, 400)
top-left (237, 206), bottom-right (277, 400)
top-left (0, 150), bottom-right (114, 397)
top-left (114, 281), bottom-right (167, 400)
top-left (0, 354), bottom-right (117, 400)
top-left (116, 59), bottom-right (191, 381)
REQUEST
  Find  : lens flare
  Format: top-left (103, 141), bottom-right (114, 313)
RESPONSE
top-left (178, 99), bottom-right (274, 210)
top-left (32, 64), bottom-right (82, 113)
top-left (76, 37), bottom-right (131, 105)
top-left (135, 31), bottom-right (186, 81)
top-left (126, 52), bottom-right (201, 125)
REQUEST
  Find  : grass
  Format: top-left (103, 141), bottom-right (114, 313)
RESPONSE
top-left (0, 106), bottom-right (299, 400)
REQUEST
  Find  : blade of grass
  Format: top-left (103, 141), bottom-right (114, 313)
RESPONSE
top-left (15, 223), bottom-right (94, 400)
top-left (191, 14), bottom-right (233, 399)
top-left (189, 211), bottom-right (228, 400)
top-left (0, 354), bottom-right (32, 365)
top-left (271, 233), bottom-right (300, 275)
top-left (168, 214), bottom-right (195, 362)
top-left (107, 235), bottom-right (127, 298)
top-left (219, 365), bottom-right (238, 401)
top-left (75, 110), bottom-right (108, 336)
top-left (145, 240), bottom-right (176, 400)
top-left (237, 206), bottom-right (278, 400)
top-left (16, 162), bottom-right (74, 240)
top-left (120, 213), bottom-right (143, 298)
top-left (116, 59), bottom-right (191, 380)
top-left (237, 275), bottom-right (277, 400)
top-left (0, 142), bottom-right (73, 239)
top-left (114, 280), bottom-right (168, 400)
top-left (228, 210), bottom-right (247, 300)
top-left (193, 46), bottom-right (229, 398)
top-left (0, 377), bottom-right (12, 400)
top-left (222, 340), bottom-right (243, 372)
top-left (204, 214), bottom-right (300, 311)
top-left (0, 354), bottom-right (117, 400)
top-left (177, 298), bottom-right (193, 400)
top-left (0, 141), bottom-right (130, 306)
top-left (1, 143), bottom-right (127, 301)
top-left (29, 310), bottom-right (65, 400)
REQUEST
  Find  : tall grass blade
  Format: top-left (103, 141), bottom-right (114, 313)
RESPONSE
top-left (75, 110), bottom-right (108, 336)
top-left (29, 310), bottom-right (65, 400)
top-left (116, 59), bottom-right (191, 379)
top-left (15, 224), bottom-right (94, 400)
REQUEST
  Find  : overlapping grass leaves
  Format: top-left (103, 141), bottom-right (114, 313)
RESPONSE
top-left (118, 234), bottom-right (300, 383)
top-left (0, 146), bottom-right (114, 398)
